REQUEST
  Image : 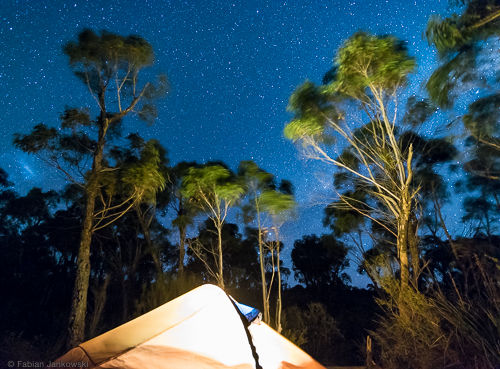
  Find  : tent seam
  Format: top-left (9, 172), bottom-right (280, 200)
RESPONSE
top-left (225, 293), bottom-right (263, 369)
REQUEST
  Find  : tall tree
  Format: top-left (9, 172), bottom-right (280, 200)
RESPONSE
top-left (14, 30), bottom-right (167, 347)
top-left (186, 220), bottom-right (259, 291)
top-left (168, 161), bottom-right (200, 276)
top-left (284, 32), bottom-right (418, 292)
top-left (259, 184), bottom-right (295, 332)
top-left (181, 164), bottom-right (244, 289)
top-left (238, 160), bottom-right (274, 323)
top-left (110, 135), bottom-right (172, 276)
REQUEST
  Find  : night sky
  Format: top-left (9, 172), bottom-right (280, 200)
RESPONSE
top-left (1, 0), bottom-right (451, 286)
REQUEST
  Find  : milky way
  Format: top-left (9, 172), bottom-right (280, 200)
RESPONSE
top-left (0, 0), bottom-right (451, 286)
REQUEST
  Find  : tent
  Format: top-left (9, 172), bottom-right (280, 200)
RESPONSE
top-left (54, 284), bottom-right (325, 369)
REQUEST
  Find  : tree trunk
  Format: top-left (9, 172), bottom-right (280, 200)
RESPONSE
top-left (67, 116), bottom-right (108, 349)
top-left (396, 196), bottom-right (411, 319)
top-left (256, 204), bottom-right (270, 323)
top-left (136, 206), bottom-right (162, 277)
top-left (275, 237), bottom-right (283, 333)
top-left (216, 221), bottom-right (224, 289)
top-left (88, 274), bottom-right (111, 338)
top-left (408, 213), bottom-right (420, 286)
top-left (397, 199), bottom-right (411, 291)
top-left (179, 225), bottom-right (186, 276)
top-left (67, 178), bottom-right (98, 348)
top-left (122, 275), bottom-right (128, 322)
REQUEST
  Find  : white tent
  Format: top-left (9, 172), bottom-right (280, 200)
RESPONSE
top-left (54, 284), bottom-right (325, 369)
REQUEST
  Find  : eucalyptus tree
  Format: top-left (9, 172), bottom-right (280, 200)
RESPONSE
top-left (186, 220), bottom-right (259, 291)
top-left (259, 185), bottom-right (295, 332)
top-left (181, 164), bottom-right (244, 289)
top-left (13, 29), bottom-right (167, 347)
top-left (238, 160), bottom-right (274, 323)
top-left (167, 161), bottom-right (200, 276)
top-left (109, 135), bottom-right (171, 276)
top-left (323, 126), bottom-right (458, 286)
top-left (285, 32), bottom-right (418, 292)
top-left (238, 161), bottom-right (296, 327)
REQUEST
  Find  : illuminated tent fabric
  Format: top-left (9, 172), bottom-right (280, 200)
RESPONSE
top-left (54, 284), bottom-right (325, 369)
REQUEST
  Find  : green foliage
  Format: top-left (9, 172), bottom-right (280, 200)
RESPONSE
top-left (426, 14), bottom-right (466, 55)
top-left (64, 29), bottom-right (154, 66)
top-left (285, 31), bottom-right (423, 295)
top-left (402, 97), bottom-right (437, 128)
top-left (62, 29), bottom-right (167, 126)
top-left (285, 81), bottom-right (336, 142)
top-left (426, 0), bottom-right (500, 107)
top-left (237, 160), bottom-right (275, 224)
top-left (13, 124), bottom-right (58, 154)
top-left (259, 190), bottom-right (295, 217)
top-left (120, 140), bottom-right (166, 203)
top-left (181, 165), bottom-right (244, 205)
top-left (63, 29), bottom-right (154, 91)
top-left (331, 32), bottom-right (416, 98)
top-left (425, 45), bottom-right (478, 108)
top-left (238, 160), bottom-right (274, 190)
top-left (426, 1), bottom-right (500, 56)
top-left (60, 108), bottom-right (92, 130)
top-left (285, 32), bottom-right (415, 143)
top-left (463, 93), bottom-right (500, 139)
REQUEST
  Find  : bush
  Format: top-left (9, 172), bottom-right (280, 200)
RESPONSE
top-left (372, 253), bottom-right (500, 369)
top-left (282, 302), bottom-right (342, 364)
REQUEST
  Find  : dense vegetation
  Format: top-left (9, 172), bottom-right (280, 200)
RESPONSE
top-left (1, 1), bottom-right (498, 368)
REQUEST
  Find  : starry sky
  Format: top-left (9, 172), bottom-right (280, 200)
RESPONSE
top-left (1, 0), bottom-right (452, 286)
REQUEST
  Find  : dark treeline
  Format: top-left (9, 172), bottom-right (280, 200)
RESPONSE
top-left (1, 1), bottom-right (499, 368)
top-left (0, 165), bottom-right (373, 365)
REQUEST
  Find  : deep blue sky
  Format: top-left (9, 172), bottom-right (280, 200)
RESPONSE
top-left (1, 0), bottom-right (451, 286)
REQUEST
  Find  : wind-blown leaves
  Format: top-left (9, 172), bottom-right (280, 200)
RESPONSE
top-left (64, 29), bottom-right (154, 73)
top-left (426, 0), bottom-right (500, 107)
top-left (402, 97), bottom-right (438, 128)
top-left (181, 165), bottom-right (244, 204)
top-left (285, 81), bottom-right (337, 142)
top-left (259, 190), bottom-right (295, 217)
top-left (332, 32), bottom-right (416, 97)
top-left (121, 140), bottom-right (166, 203)
top-left (463, 93), bottom-right (500, 139)
top-left (13, 124), bottom-right (58, 153)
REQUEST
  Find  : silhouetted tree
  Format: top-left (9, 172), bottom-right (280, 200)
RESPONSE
top-left (13, 30), bottom-right (167, 347)
top-left (181, 164), bottom-right (244, 289)
top-left (292, 234), bottom-right (350, 290)
top-left (285, 32), bottom-right (418, 292)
